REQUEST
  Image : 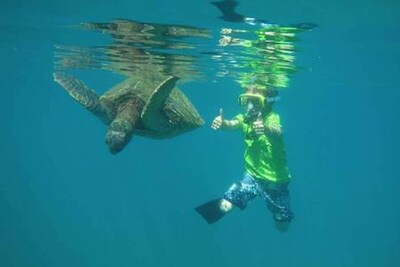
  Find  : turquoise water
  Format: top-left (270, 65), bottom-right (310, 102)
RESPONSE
top-left (1, 1), bottom-right (399, 266)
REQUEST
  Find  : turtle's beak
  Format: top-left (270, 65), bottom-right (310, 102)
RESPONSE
top-left (106, 130), bottom-right (126, 154)
top-left (105, 122), bottom-right (131, 154)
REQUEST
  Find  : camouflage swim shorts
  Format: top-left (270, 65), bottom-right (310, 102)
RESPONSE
top-left (223, 172), bottom-right (294, 222)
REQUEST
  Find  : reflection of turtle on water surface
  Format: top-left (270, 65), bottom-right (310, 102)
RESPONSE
top-left (54, 71), bottom-right (204, 154)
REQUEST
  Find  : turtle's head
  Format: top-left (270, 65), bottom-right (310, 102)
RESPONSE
top-left (105, 121), bottom-right (132, 154)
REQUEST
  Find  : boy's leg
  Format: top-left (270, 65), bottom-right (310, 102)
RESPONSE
top-left (223, 173), bottom-right (259, 210)
top-left (195, 173), bottom-right (258, 224)
top-left (261, 182), bottom-right (294, 232)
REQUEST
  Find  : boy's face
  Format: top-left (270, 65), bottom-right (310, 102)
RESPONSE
top-left (238, 92), bottom-right (266, 117)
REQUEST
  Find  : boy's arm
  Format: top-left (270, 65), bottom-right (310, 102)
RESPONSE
top-left (211, 108), bottom-right (241, 131)
top-left (265, 123), bottom-right (282, 135)
top-left (220, 118), bottom-right (240, 131)
top-left (253, 112), bottom-right (283, 136)
top-left (265, 113), bottom-right (282, 136)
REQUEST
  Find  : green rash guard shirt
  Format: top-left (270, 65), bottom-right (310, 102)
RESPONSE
top-left (235, 112), bottom-right (291, 183)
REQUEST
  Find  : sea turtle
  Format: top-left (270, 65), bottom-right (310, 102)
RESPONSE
top-left (53, 70), bottom-right (204, 154)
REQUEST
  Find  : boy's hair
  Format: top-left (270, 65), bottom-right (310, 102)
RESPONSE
top-left (246, 87), bottom-right (279, 98)
top-left (265, 89), bottom-right (279, 98)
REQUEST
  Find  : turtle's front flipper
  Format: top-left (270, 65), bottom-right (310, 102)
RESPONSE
top-left (53, 72), bottom-right (115, 124)
top-left (106, 100), bottom-right (142, 154)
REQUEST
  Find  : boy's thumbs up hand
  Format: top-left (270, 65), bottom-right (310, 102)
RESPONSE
top-left (211, 108), bottom-right (224, 130)
top-left (253, 112), bottom-right (265, 135)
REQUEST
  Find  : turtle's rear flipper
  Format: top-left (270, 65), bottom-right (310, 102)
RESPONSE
top-left (53, 72), bottom-right (114, 124)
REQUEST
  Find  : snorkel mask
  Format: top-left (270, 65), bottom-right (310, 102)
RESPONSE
top-left (238, 93), bottom-right (265, 122)
top-left (238, 92), bottom-right (280, 122)
top-left (238, 93), bottom-right (266, 109)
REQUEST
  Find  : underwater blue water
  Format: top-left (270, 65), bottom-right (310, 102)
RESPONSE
top-left (1, 0), bottom-right (400, 266)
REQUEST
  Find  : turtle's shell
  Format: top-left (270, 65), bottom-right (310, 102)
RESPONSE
top-left (100, 76), bottom-right (155, 110)
top-left (99, 56), bottom-right (171, 106)
top-left (99, 70), bottom-right (204, 138)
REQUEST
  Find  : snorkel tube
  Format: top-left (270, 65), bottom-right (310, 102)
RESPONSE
top-left (244, 101), bottom-right (259, 123)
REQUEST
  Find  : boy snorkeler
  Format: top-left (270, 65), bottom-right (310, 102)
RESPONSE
top-left (195, 87), bottom-right (293, 232)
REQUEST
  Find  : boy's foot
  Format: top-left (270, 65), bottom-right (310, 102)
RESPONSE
top-left (274, 220), bottom-right (290, 232)
top-left (219, 199), bottom-right (233, 212)
top-left (195, 198), bottom-right (232, 224)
